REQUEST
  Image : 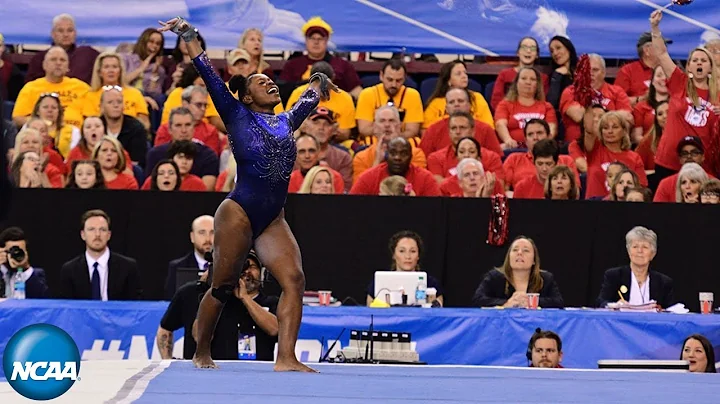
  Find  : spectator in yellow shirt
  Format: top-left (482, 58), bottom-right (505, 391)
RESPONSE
top-left (161, 65), bottom-right (224, 132)
top-left (30, 93), bottom-right (80, 158)
top-left (12, 47), bottom-right (89, 129)
top-left (356, 59), bottom-right (424, 139)
top-left (423, 61), bottom-right (493, 130)
top-left (286, 62), bottom-right (355, 140)
top-left (353, 105), bottom-right (426, 183)
top-left (79, 52), bottom-right (153, 131)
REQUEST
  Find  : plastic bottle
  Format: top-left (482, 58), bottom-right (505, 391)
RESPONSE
top-left (13, 269), bottom-right (25, 300)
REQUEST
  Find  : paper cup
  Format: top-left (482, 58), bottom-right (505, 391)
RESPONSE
top-left (426, 287), bottom-right (437, 304)
top-left (699, 292), bottom-right (714, 314)
top-left (318, 290), bottom-right (332, 306)
top-left (527, 293), bottom-right (540, 310)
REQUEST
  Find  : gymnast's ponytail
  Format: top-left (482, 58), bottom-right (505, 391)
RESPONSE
top-left (228, 75), bottom-right (249, 97)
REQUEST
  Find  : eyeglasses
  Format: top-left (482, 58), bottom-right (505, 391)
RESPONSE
top-left (679, 150), bottom-right (703, 158)
top-left (520, 45), bottom-right (538, 51)
top-left (40, 92), bottom-right (60, 99)
top-left (102, 85), bottom-right (123, 92)
top-left (701, 192), bottom-right (720, 200)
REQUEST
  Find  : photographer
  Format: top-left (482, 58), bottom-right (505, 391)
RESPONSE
top-left (156, 250), bottom-right (279, 361)
top-left (0, 227), bottom-right (49, 298)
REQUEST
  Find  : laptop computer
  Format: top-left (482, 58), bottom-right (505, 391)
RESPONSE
top-left (176, 267), bottom-right (206, 291)
top-left (373, 271), bottom-right (427, 306)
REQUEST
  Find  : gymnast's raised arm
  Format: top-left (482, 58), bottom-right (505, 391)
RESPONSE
top-left (159, 17), bottom-right (240, 122)
top-left (286, 72), bottom-right (340, 131)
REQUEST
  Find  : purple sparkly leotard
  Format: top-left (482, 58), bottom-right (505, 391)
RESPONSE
top-left (192, 52), bottom-right (319, 238)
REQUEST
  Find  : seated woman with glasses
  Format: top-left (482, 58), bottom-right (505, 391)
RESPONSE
top-left (700, 178), bottom-right (720, 204)
top-left (490, 37), bottom-right (549, 111)
top-left (79, 52), bottom-right (154, 130)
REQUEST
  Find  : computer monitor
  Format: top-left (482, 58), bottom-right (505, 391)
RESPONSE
top-left (374, 271), bottom-right (427, 306)
top-left (176, 267), bottom-right (205, 291)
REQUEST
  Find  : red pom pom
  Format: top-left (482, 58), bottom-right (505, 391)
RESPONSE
top-left (573, 54), bottom-right (595, 108)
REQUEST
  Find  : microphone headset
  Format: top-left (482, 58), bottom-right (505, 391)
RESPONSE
top-left (526, 327), bottom-right (542, 361)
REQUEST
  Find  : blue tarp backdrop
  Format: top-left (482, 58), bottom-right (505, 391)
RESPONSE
top-left (1, 0), bottom-right (718, 58)
top-left (1, 300), bottom-right (719, 368)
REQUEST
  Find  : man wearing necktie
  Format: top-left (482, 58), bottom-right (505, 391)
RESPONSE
top-left (163, 215), bottom-right (215, 300)
top-left (58, 209), bottom-right (142, 300)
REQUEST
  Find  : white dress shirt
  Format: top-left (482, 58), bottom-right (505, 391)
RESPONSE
top-left (629, 271), bottom-right (650, 305)
top-left (86, 248), bottom-right (110, 301)
top-left (195, 251), bottom-right (209, 271)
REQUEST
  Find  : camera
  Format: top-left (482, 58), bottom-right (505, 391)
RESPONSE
top-left (7, 246), bottom-right (26, 263)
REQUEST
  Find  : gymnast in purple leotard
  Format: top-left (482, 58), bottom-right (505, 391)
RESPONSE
top-left (160, 16), bottom-right (337, 372)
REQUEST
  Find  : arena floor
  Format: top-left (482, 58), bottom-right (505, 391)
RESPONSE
top-left (2, 360), bottom-right (718, 403)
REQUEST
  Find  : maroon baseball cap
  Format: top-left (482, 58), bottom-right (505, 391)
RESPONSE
top-left (309, 107), bottom-right (335, 123)
top-left (676, 136), bottom-right (704, 154)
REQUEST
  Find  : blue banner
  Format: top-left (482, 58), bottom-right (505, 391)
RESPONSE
top-left (1, 1), bottom-right (718, 58)
top-left (1, 300), bottom-right (719, 368)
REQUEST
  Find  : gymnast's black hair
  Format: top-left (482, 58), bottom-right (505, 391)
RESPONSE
top-left (228, 75), bottom-right (250, 99)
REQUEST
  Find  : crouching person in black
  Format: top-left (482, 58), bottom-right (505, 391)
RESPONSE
top-left (156, 250), bottom-right (279, 361)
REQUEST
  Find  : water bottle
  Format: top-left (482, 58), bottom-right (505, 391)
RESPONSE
top-left (415, 277), bottom-right (426, 304)
top-left (13, 269), bottom-right (26, 300)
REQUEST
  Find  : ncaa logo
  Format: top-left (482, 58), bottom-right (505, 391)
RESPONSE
top-left (2, 324), bottom-right (81, 400)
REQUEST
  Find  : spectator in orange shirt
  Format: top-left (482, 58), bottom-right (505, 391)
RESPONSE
top-left (491, 37), bottom-right (549, 111)
top-left (544, 165), bottom-right (578, 200)
top-left (495, 67), bottom-right (557, 149)
top-left (631, 66), bottom-right (669, 143)
top-left (24, 14), bottom-right (100, 84)
top-left (296, 108), bottom-right (352, 191)
top-left (148, 159), bottom-right (182, 191)
top-left (99, 87), bottom-right (148, 168)
top-left (10, 128), bottom-right (62, 188)
top-left (438, 137), bottom-right (504, 197)
top-left (355, 59), bottom-right (424, 139)
top-left (154, 86), bottom-right (222, 155)
top-left (427, 112), bottom-right (504, 183)
top-left (288, 134), bottom-right (343, 194)
top-left (298, 166), bottom-right (337, 195)
top-left (560, 54), bottom-right (633, 143)
top-left (584, 111), bottom-right (647, 199)
top-left (424, 61), bottom-right (493, 129)
top-left (513, 139), bottom-right (559, 199)
top-left (419, 88), bottom-right (501, 157)
top-left (453, 158), bottom-right (496, 198)
top-left (700, 179), bottom-right (720, 204)
top-left (607, 169), bottom-right (640, 202)
top-left (615, 33), bottom-right (671, 106)
top-left (352, 106), bottom-right (426, 183)
top-left (65, 160), bottom-right (105, 189)
top-left (503, 119), bottom-right (578, 190)
top-left (279, 17), bottom-right (362, 98)
top-left (9, 151), bottom-right (52, 188)
top-left (350, 137), bottom-right (440, 196)
top-left (635, 100), bottom-right (668, 171)
top-left (93, 136), bottom-right (138, 190)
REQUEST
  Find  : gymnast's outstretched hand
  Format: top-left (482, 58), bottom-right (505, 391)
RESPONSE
top-left (309, 72), bottom-right (340, 101)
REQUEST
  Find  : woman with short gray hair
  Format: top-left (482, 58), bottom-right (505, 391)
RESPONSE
top-left (596, 226), bottom-right (675, 310)
top-left (675, 163), bottom-right (708, 203)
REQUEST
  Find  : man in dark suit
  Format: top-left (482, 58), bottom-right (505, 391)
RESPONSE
top-left (596, 226), bottom-right (674, 309)
top-left (58, 209), bottom-right (142, 300)
top-left (0, 227), bottom-right (49, 298)
top-left (164, 215), bottom-right (214, 300)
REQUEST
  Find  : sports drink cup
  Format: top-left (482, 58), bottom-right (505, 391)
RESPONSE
top-left (527, 293), bottom-right (540, 310)
top-left (318, 290), bottom-right (332, 306)
top-left (699, 292), bottom-right (713, 314)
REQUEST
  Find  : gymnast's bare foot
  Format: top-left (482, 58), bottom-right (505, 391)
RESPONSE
top-left (193, 354), bottom-right (217, 369)
top-left (274, 358), bottom-right (318, 373)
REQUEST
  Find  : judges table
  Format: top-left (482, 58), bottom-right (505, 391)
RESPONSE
top-left (1, 299), bottom-right (719, 369)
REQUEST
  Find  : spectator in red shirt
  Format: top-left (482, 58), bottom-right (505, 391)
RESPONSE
top-left (496, 67), bottom-right (557, 149)
top-left (419, 88), bottom-right (501, 157)
top-left (654, 136), bottom-right (712, 202)
top-left (142, 141), bottom-right (207, 192)
top-left (491, 37), bottom-right (549, 111)
top-left (9, 151), bottom-right (53, 188)
top-left (607, 169), bottom-right (640, 202)
top-left (454, 158), bottom-right (496, 198)
top-left (427, 112), bottom-right (504, 183)
top-left (93, 136), bottom-right (138, 190)
top-left (650, 11), bottom-right (719, 177)
top-left (148, 159), bottom-right (182, 191)
top-left (584, 111), bottom-right (647, 199)
top-left (10, 127), bottom-right (63, 188)
top-left (154, 86), bottom-right (223, 155)
top-left (632, 66), bottom-right (669, 143)
top-left (567, 104), bottom-right (607, 174)
top-left (23, 117), bottom-right (67, 176)
top-left (350, 137), bottom-right (440, 196)
top-left (615, 32), bottom-right (672, 106)
top-left (438, 137), bottom-right (505, 197)
top-left (279, 17), bottom-right (361, 98)
top-left (65, 160), bottom-right (105, 190)
top-left (298, 166), bottom-right (337, 195)
top-left (513, 139), bottom-right (559, 199)
top-left (503, 119), bottom-right (578, 189)
top-left (635, 100), bottom-right (668, 170)
top-left (288, 134), bottom-right (343, 194)
top-left (25, 14), bottom-right (100, 84)
top-left (700, 179), bottom-right (720, 204)
top-left (544, 165), bottom-right (578, 200)
top-left (560, 54), bottom-right (633, 143)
